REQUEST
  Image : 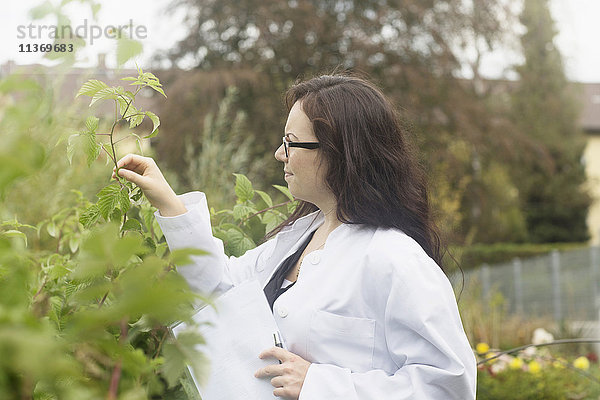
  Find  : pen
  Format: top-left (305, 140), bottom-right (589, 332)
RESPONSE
top-left (273, 332), bottom-right (283, 364)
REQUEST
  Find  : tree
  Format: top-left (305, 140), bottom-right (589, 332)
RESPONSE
top-left (510, 0), bottom-right (590, 242)
top-left (158, 0), bottom-right (535, 246)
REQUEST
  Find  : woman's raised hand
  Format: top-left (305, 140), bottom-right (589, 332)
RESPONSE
top-left (112, 154), bottom-right (187, 217)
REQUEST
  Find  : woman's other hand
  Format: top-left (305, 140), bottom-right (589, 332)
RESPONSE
top-left (254, 347), bottom-right (311, 399)
top-left (112, 154), bottom-right (187, 217)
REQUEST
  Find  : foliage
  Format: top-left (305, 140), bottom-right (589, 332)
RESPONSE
top-left (462, 289), bottom-right (600, 398)
top-left (452, 241), bottom-right (588, 270)
top-left (0, 57), bottom-right (300, 398)
top-left (210, 174), bottom-right (298, 257)
top-left (475, 332), bottom-right (600, 400)
top-left (509, 0), bottom-right (591, 243)
top-left (0, 62), bottom-right (211, 398)
top-left (182, 86), bottom-right (272, 210)
top-left (477, 363), bottom-right (600, 399)
top-left (156, 0), bottom-right (546, 248)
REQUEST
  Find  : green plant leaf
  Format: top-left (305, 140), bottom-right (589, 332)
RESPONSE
top-left (66, 132), bottom-right (100, 166)
top-left (84, 133), bottom-right (101, 166)
top-left (232, 204), bottom-right (255, 220)
top-left (129, 113), bottom-right (145, 129)
top-left (141, 72), bottom-right (160, 82)
top-left (46, 221), bottom-right (58, 238)
top-left (225, 228), bottom-right (255, 257)
top-left (76, 79), bottom-right (108, 98)
top-left (80, 204), bottom-right (101, 229)
top-left (262, 211), bottom-right (284, 232)
top-left (149, 85), bottom-right (167, 98)
top-left (116, 37), bottom-right (143, 66)
top-left (161, 331), bottom-right (207, 388)
top-left (89, 87), bottom-right (118, 107)
top-left (233, 173), bottom-right (254, 203)
top-left (85, 116), bottom-right (99, 133)
top-left (117, 97), bottom-right (130, 117)
top-left (68, 235), bottom-right (80, 253)
top-left (29, 1), bottom-right (55, 19)
top-left (2, 230), bottom-right (27, 247)
top-left (144, 111), bottom-right (160, 138)
top-left (255, 190), bottom-right (273, 208)
top-left (273, 184), bottom-right (294, 201)
top-left (96, 184), bottom-right (130, 220)
top-left (121, 218), bottom-right (142, 232)
top-left (169, 248), bottom-right (209, 266)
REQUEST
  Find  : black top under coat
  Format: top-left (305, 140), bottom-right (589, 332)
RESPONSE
top-left (263, 230), bottom-right (316, 311)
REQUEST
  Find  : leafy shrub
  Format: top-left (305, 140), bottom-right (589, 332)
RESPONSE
top-left (0, 59), bottom-right (298, 397)
top-left (477, 365), bottom-right (600, 399)
top-left (475, 328), bottom-right (600, 400)
top-left (0, 67), bottom-right (211, 399)
top-left (452, 242), bottom-right (587, 270)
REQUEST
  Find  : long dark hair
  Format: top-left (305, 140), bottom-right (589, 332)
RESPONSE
top-left (267, 74), bottom-right (446, 271)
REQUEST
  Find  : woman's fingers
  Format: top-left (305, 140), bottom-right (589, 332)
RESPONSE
top-left (111, 154), bottom-right (183, 213)
top-left (116, 154), bottom-right (150, 175)
top-left (258, 347), bottom-right (289, 363)
top-left (114, 167), bottom-right (146, 188)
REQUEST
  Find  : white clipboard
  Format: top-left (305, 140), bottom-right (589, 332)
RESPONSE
top-left (173, 280), bottom-right (283, 399)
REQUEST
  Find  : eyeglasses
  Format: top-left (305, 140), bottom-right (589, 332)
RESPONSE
top-left (282, 136), bottom-right (320, 158)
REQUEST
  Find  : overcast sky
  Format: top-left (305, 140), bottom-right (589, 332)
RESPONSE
top-left (2, 0), bottom-right (599, 82)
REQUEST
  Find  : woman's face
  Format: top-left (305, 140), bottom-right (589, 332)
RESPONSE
top-left (274, 101), bottom-right (331, 206)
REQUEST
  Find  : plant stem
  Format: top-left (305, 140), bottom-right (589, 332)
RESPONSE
top-left (113, 136), bottom-right (130, 145)
top-left (237, 200), bottom-right (292, 227)
top-left (98, 291), bottom-right (109, 308)
top-left (153, 327), bottom-right (169, 358)
top-left (108, 88), bottom-right (141, 171)
top-left (101, 144), bottom-right (116, 165)
top-left (107, 318), bottom-right (128, 400)
top-left (32, 276), bottom-right (48, 302)
top-left (477, 338), bottom-right (600, 365)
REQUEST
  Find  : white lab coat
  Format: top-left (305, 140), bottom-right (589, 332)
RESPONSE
top-left (155, 192), bottom-right (477, 399)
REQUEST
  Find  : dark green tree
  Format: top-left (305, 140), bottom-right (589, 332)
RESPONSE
top-left (510, 0), bottom-right (590, 242)
top-left (157, 0), bottom-right (531, 246)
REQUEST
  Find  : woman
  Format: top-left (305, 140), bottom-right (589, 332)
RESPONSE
top-left (113, 74), bottom-right (477, 399)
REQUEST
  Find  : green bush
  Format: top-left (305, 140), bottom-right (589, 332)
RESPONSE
top-left (451, 242), bottom-right (588, 270)
top-left (0, 60), bottom-right (299, 397)
top-left (0, 67), bottom-right (211, 399)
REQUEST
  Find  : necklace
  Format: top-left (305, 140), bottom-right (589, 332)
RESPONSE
top-left (295, 239), bottom-right (326, 280)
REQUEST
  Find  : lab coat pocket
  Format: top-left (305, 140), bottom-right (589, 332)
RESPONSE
top-left (307, 309), bottom-right (375, 372)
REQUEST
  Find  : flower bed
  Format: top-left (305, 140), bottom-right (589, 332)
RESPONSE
top-left (475, 329), bottom-right (600, 399)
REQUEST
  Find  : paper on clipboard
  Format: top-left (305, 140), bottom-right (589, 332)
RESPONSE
top-left (172, 280), bottom-right (282, 400)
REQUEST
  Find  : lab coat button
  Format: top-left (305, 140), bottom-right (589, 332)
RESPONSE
top-left (277, 306), bottom-right (289, 318)
top-left (311, 254), bottom-right (320, 264)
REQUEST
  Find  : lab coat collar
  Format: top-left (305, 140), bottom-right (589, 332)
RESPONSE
top-left (280, 210), bottom-right (324, 235)
top-left (263, 210), bottom-right (350, 286)
top-left (278, 209), bottom-right (351, 246)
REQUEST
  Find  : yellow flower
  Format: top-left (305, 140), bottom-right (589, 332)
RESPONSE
top-left (528, 360), bottom-right (541, 374)
top-left (553, 358), bottom-right (566, 369)
top-left (509, 357), bottom-right (524, 370)
top-left (476, 342), bottom-right (490, 354)
top-left (573, 356), bottom-right (590, 371)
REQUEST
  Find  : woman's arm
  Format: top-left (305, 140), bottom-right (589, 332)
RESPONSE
top-left (114, 154), bottom-right (273, 296)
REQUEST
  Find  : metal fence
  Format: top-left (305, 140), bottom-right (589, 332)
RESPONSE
top-left (460, 246), bottom-right (600, 322)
